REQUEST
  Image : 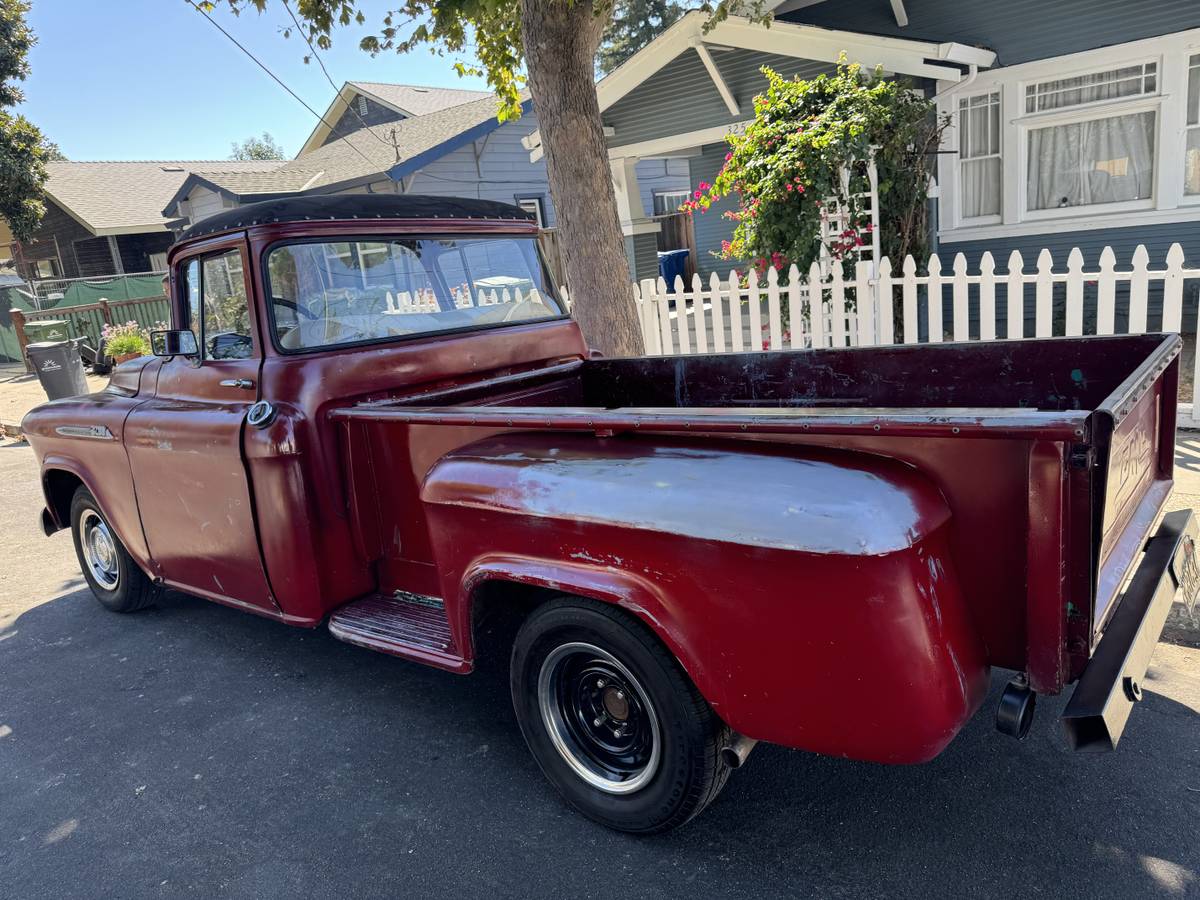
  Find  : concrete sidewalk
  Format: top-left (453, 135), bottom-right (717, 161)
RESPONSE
top-left (0, 363), bottom-right (108, 434)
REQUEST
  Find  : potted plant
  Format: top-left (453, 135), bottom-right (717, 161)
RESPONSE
top-left (101, 321), bottom-right (152, 365)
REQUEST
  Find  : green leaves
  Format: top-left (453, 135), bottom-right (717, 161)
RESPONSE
top-left (0, 0), bottom-right (46, 241)
top-left (691, 61), bottom-right (947, 277)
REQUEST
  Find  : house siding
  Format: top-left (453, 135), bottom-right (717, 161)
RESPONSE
top-left (936, 221), bottom-right (1200, 336)
top-left (688, 143), bottom-right (741, 279)
top-left (781, 0), bottom-right (1200, 67)
top-left (18, 199), bottom-right (93, 280)
top-left (605, 48), bottom-right (833, 151)
top-left (320, 93), bottom-right (405, 147)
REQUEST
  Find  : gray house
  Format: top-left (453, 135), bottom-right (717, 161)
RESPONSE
top-left (550, 1), bottom-right (1200, 286)
top-left (165, 81), bottom-right (691, 278)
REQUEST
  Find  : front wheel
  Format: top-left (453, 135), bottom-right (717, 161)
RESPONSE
top-left (510, 596), bottom-right (731, 833)
top-left (70, 487), bottom-right (157, 613)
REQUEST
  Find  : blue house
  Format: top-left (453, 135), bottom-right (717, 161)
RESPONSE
top-left (561, 1), bottom-right (1200, 289)
top-left (163, 81), bottom-right (691, 280)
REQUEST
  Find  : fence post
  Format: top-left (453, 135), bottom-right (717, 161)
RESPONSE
top-left (10, 307), bottom-right (32, 373)
top-left (1162, 243), bottom-right (1185, 333)
top-left (979, 253), bottom-right (996, 341)
top-left (98, 299), bottom-right (112, 327)
top-left (1065, 248), bottom-right (1084, 336)
top-left (952, 253), bottom-right (969, 341)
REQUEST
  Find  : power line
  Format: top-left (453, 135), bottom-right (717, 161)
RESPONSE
top-left (281, 0), bottom-right (398, 155)
top-left (183, 0), bottom-right (378, 169)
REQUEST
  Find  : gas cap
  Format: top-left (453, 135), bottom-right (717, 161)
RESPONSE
top-left (246, 400), bottom-right (277, 429)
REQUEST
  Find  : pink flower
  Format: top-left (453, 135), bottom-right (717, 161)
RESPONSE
top-left (693, 189), bottom-right (702, 199)
top-left (785, 183), bottom-right (793, 192)
top-left (698, 181), bottom-right (710, 191)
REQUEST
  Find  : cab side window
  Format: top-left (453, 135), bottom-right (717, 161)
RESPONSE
top-left (201, 250), bottom-right (253, 360)
top-left (182, 259), bottom-right (201, 350)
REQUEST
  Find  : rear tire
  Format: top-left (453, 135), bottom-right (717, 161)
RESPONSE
top-left (510, 595), bottom-right (730, 833)
top-left (70, 487), bottom-right (157, 613)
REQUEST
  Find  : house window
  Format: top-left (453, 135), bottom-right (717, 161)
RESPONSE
top-left (1024, 63), bottom-right (1157, 113)
top-left (1186, 55), bottom-right (1200, 195)
top-left (516, 197), bottom-right (545, 226)
top-left (149, 252), bottom-right (168, 272)
top-left (652, 190), bottom-right (691, 216)
top-left (958, 92), bottom-right (1001, 219)
top-left (1026, 110), bottom-right (1156, 210)
top-left (34, 258), bottom-right (59, 279)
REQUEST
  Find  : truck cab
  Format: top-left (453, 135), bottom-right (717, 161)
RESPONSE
top-left (22, 194), bottom-right (1197, 833)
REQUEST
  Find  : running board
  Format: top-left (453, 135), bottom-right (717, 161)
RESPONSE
top-left (328, 592), bottom-right (471, 674)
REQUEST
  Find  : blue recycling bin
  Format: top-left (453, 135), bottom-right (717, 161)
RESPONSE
top-left (657, 249), bottom-right (691, 291)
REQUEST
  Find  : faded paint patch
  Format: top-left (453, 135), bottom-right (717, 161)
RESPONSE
top-left (424, 436), bottom-right (950, 556)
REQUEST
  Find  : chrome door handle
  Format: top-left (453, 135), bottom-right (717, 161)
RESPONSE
top-left (219, 378), bottom-right (255, 390)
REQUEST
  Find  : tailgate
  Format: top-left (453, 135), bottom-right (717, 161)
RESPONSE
top-left (1092, 340), bottom-right (1180, 636)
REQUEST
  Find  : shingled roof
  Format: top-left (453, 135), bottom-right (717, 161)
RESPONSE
top-left (45, 160), bottom-right (285, 235)
top-left (163, 93), bottom-right (529, 217)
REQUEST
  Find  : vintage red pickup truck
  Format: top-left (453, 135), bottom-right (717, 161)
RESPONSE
top-left (21, 194), bottom-right (1198, 833)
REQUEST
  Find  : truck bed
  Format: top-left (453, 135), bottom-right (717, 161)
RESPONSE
top-left (331, 334), bottom-right (1181, 700)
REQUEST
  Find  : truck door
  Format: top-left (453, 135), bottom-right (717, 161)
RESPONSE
top-left (125, 242), bottom-right (277, 613)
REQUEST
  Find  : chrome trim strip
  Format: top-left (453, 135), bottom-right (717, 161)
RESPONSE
top-left (55, 425), bottom-right (115, 440)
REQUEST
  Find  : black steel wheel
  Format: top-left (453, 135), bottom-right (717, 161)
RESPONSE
top-left (511, 595), bottom-right (731, 833)
top-left (70, 487), bottom-right (157, 613)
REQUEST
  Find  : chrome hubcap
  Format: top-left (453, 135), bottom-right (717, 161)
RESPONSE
top-left (80, 510), bottom-right (119, 591)
top-left (537, 642), bottom-right (661, 795)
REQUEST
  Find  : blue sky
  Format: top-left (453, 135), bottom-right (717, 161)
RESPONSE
top-left (15, 0), bottom-right (492, 161)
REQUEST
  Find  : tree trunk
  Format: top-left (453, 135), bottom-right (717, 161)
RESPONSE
top-left (520, 0), bottom-right (644, 357)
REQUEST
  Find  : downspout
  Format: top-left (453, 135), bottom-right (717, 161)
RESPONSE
top-left (927, 65), bottom-right (981, 260)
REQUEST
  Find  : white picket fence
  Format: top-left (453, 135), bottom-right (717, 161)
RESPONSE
top-left (633, 243), bottom-right (1200, 421)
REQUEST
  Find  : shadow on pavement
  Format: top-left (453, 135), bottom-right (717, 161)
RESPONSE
top-left (1176, 435), bottom-right (1200, 474)
top-left (0, 587), bottom-right (1197, 900)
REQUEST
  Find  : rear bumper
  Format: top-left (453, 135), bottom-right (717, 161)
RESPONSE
top-left (1062, 509), bottom-right (1197, 751)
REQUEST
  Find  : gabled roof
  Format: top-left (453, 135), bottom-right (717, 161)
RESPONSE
top-left (297, 80), bottom-right (493, 155)
top-left (522, 11), bottom-right (996, 160)
top-left (164, 94), bottom-right (528, 217)
top-left (44, 160), bottom-right (285, 236)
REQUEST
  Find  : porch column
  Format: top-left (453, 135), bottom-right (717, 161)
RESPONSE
top-left (106, 235), bottom-right (125, 275)
top-left (610, 156), bottom-right (661, 283)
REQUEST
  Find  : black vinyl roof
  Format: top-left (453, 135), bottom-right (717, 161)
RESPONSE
top-left (178, 193), bottom-right (535, 241)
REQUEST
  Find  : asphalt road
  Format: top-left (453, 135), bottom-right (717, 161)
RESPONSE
top-left (1, 437), bottom-right (1198, 900)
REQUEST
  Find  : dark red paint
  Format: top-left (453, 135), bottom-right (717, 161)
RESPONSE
top-left (20, 208), bottom-right (1184, 767)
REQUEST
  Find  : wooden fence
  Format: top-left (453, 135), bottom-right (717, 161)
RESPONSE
top-left (633, 244), bottom-right (1200, 422)
top-left (9, 294), bottom-right (171, 371)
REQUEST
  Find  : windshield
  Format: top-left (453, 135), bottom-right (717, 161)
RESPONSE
top-left (265, 236), bottom-right (564, 351)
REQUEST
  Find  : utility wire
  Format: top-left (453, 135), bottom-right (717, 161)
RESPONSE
top-left (184, 0), bottom-right (378, 169)
top-left (281, 0), bottom-right (399, 155)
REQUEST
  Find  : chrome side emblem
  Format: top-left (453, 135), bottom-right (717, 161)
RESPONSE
top-left (55, 425), bottom-right (114, 440)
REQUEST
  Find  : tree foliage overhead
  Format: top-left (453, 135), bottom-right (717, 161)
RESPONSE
top-left (686, 62), bottom-right (947, 277)
top-left (0, 0), bottom-right (49, 241)
top-left (230, 131), bottom-right (287, 160)
top-left (222, 0), bottom-right (770, 121)
top-left (597, 0), bottom-right (687, 76)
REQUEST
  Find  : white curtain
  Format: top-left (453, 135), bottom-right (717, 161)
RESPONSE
top-left (959, 94), bottom-right (1001, 218)
top-left (962, 158), bottom-right (1001, 218)
top-left (1027, 111), bottom-right (1155, 210)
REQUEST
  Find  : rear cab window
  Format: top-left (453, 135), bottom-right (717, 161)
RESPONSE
top-left (265, 236), bottom-right (564, 352)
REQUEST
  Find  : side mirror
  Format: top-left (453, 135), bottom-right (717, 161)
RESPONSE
top-left (150, 329), bottom-right (199, 359)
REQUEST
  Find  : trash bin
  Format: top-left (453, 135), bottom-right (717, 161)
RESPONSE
top-left (23, 318), bottom-right (70, 343)
top-left (26, 339), bottom-right (89, 401)
top-left (657, 249), bottom-right (691, 291)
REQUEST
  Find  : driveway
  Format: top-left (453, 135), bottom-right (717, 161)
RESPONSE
top-left (1, 437), bottom-right (1198, 900)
